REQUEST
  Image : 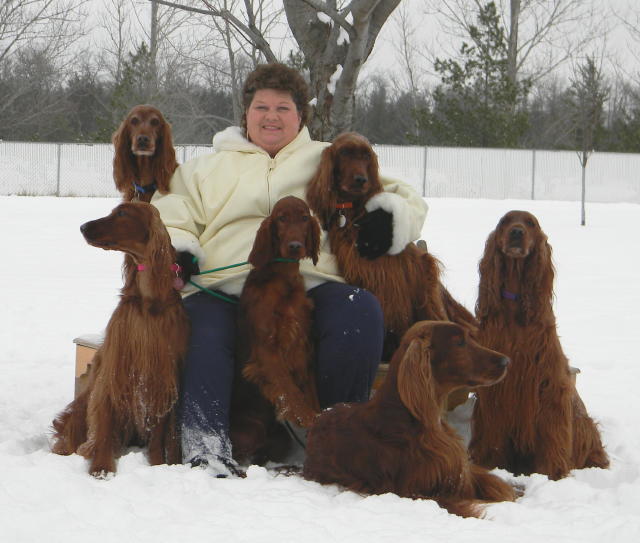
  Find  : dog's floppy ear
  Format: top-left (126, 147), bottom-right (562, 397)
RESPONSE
top-left (476, 230), bottom-right (503, 321)
top-left (306, 216), bottom-right (321, 265)
top-left (397, 329), bottom-right (437, 425)
top-left (306, 145), bottom-right (339, 229)
top-left (248, 216), bottom-right (276, 269)
top-left (520, 232), bottom-right (554, 325)
top-left (112, 115), bottom-right (136, 194)
top-left (367, 146), bottom-right (383, 193)
top-left (152, 112), bottom-right (178, 194)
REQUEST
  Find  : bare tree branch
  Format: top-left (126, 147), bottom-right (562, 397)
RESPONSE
top-left (298, 0), bottom-right (356, 40)
top-left (150, 0), bottom-right (278, 61)
top-left (0, 0), bottom-right (89, 64)
top-left (422, 0), bottom-right (607, 84)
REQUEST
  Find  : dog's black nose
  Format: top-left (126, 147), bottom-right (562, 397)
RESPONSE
top-left (509, 227), bottom-right (524, 239)
top-left (136, 135), bottom-right (150, 147)
top-left (498, 356), bottom-right (510, 368)
top-left (288, 241), bottom-right (303, 253)
top-left (80, 222), bottom-right (89, 234)
top-left (354, 175), bottom-right (367, 186)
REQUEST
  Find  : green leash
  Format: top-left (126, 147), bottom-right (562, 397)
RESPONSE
top-left (188, 258), bottom-right (300, 304)
top-left (196, 261), bottom-right (249, 275)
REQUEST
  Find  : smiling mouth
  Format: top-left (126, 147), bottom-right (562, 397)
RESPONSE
top-left (132, 149), bottom-right (155, 156)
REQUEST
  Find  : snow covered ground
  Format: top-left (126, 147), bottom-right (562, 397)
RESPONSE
top-left (1, 195), bottom-right (639, 542)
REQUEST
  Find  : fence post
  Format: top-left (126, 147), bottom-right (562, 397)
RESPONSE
top-left (56, 143), bottom-right (62, 196)
top-left (531, 149), bottom-right (536, 200)
top-left (422, 146), bottom-right (428, 197)
top-left (182, 145), bottom-right (187, 164)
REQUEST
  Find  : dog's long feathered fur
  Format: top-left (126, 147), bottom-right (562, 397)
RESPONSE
top-left (306, 132), bottom-right (451, 350)
top-left (469, 210), bottom-right (609, 480)
top-left (303, 321), bottom-right (515, 518)
top-left (230, 196), bottom-right (322, 465)
top-left (51, 202), bottom-right (188, 477)
top-left (112, 104), bottom-right (178, 202)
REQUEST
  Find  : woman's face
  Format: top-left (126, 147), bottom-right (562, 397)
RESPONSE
top-left (246, 89), bottom-right (302, 157)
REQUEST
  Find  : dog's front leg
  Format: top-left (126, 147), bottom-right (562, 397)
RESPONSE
top-left (147, 412), bottom-right (178, 466)
top-left (533, 381), bottom-right (573, 480)
top-left (243, 358), bottom-right (319, 428)
top-left (469, 398), bottom-right (512, 471)
top-left (80, 394), bottom-right (119, 478)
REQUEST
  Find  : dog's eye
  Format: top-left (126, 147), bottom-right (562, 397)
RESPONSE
top-left (150, 118), bottom-right (160, 126)
top-left (526, 218), bottom-right (535, 227)
top-left (302, 215), bottom-right (309, 222)
top-left (452, 335), bottom-right (465, 347)
top-left (278, 216), bottom-right (287, 222)
top-left (130, 117), bottom-right (140, 126)
top-left (117, 209), bottom-right (127, 217)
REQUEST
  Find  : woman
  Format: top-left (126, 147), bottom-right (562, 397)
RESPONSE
top-left (152, 63), bottom-right (428, 476)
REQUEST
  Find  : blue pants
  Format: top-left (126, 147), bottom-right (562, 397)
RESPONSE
top-left (179, 282), bottom-right (384, 465)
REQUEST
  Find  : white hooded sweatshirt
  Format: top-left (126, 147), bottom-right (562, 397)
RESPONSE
top-left (152, 126), bottom-right (428, 297)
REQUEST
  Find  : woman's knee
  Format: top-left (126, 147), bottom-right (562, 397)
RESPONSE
top-left (311, 282), bottom-right (384, 338)
top-left (311, 283), bottom-right (383, 405)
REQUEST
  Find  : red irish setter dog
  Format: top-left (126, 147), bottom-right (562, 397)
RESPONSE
top-left (307, 132), bottom-right (477, 357)
top-left (51, 202), bottom-right (189, 477)
top-left (230, 196), bottom-right (322, 464)
top-left (303, 321), bottom-right (516, 518)
top-left (112, 104), bottom-right (178, 202)
top-left (469, 210), bottom-right (609, 480)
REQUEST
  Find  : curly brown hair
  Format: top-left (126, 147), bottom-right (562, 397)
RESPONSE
top-left (241, 63), bottom-right (310, 134)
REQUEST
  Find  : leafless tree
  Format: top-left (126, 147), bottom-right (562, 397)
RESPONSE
top-left (567, 54), bottom-right (609, 225)
top-left (0, 1), bottom-right (89, 139)
top-left (388, 2), bottom-right (423, 97)
top-left (384, 1), bottom-right (432, 140)
top-left (612, 1), bottom-right (640, 87)
top-left (150, 0), bottom-right (402, 139)
top-left (95, 0), bottom-right (135, 83)
top-left (0, 0), bottom-right (88, 64)
top-left (422, 0), bottom-right (606, 86)
top-left (200, 0), bottom-right (283, 124)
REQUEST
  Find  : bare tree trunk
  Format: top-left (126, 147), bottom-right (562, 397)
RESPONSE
top-left (223, 16), bottom-right (243, 125)
top-left (580, 152), bottom-right (587, 226)
top-left (150, 0), bottom-right (159, 93)
top-left (284, 0), bottom-right (402, 140)
top-left (506, 0), bottom-right (520, 86)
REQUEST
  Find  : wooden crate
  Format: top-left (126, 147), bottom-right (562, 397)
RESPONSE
top-left (73, 334), bottom-right (102, 397)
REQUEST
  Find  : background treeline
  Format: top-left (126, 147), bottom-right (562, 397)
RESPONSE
top-left (1, 0), bottom-right (639, 152)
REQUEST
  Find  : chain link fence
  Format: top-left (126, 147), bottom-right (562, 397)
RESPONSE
top-left (1, 141), bottom-right (639, 203)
